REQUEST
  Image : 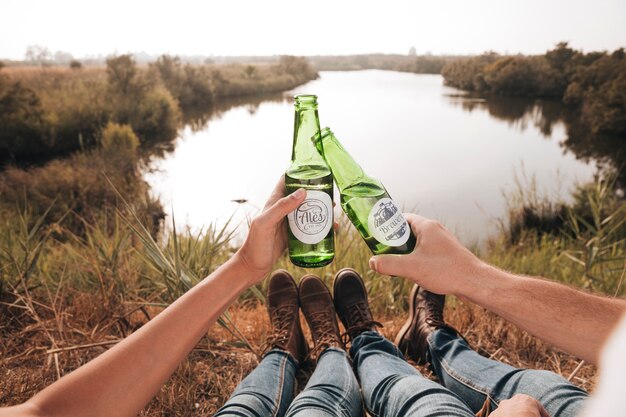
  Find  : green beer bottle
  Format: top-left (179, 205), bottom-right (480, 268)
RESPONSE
top-left (313, 127), bottom-right (416, 255)
top-left (285, 95), bottom-right (334, 267)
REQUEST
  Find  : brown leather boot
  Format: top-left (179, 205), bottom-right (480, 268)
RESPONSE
top-left (333, 268), bottom-right (382, 342)
top-left (394, 285), bottom-right (461, 365)
top-left (299, 274), bottom-right (344, 358)
top-left (265, 270), bottom-right (308, 363)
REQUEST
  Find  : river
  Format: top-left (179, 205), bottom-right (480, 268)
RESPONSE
top-left (145, 70), bottom-right (597, 244)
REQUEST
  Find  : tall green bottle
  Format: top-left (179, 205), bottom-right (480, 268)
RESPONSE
top-left (313, 127), bottom-right (416, 255)
top-left (285, 95), bottom-right (334, 267)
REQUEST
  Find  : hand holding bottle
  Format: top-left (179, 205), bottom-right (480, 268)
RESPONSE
top-left (315, 128), bottom-right (416, 255)
top-left (235, 176), bottom-right (306, 284)
top-left (368, 213), bottom-right (485, 297)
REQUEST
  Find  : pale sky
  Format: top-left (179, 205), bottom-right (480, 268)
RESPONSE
top-left (1, 0), bottom-right (625, 60)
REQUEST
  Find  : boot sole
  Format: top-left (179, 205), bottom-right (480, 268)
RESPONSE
top-left (394, 284), bottom-right (420, 352)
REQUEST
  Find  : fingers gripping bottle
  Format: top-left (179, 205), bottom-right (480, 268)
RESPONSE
top-left (313, 127), bottom-right (416, 255)
top-left (285, 95), bottom-right (335, 267)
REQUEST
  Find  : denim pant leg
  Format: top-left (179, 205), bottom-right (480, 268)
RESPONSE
top-left (428, 328), bottom-right (589, 417)
top-left (215, 349), bottom-right (298, 417)
top-left (351, 331), bottom-right (475, 417)
top-left (285, 348), bottom-right (363, 417)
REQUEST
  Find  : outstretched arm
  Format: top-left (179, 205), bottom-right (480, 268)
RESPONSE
top-left (369, 214), bottom-right (626, 364)
top-left (1, 178), bottom-right (306, 417)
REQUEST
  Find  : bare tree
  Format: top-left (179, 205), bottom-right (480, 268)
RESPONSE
top-left (25, 45), bottom-right (51, 67)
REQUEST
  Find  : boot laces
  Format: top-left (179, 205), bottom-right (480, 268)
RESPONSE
top-left (264, 304), bottom-right (295, 351)
top-left (423, 295), bottom-right (445, 327)
top-left (419, 294), bottom-right (469, 347)
top-left (343, 301), bottom-right (383, 340)
top-left (307, 310), bottom-right (340, 359)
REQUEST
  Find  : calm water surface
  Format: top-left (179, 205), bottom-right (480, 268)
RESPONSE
top-left (145, 70), bottom-right (596, 243)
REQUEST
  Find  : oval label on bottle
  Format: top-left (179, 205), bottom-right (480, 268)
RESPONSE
top-left (367, 198), bottom-right (410, 247)
top-left (288, 190), bottom-right (333, 245)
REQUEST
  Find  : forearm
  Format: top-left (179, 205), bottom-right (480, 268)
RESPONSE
top-left (26, 256), bottom-right (255, 417)
top-left (463, 263), bottom-right (626, 364)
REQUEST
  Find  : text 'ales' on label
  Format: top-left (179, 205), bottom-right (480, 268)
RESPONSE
top-left (288, 190), bottom-right (333, 245)
top-left (367, 198), bottom-right (411, 247)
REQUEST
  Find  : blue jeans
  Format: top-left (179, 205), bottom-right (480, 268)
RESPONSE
top-left (427, 328), bottom-right (588, 416)
top-left (218, 330), bottom-right (588, 417)
top-left (350, 330), bottom-right (588, 417)
top-left (214, 348), bottom-right (362, 417)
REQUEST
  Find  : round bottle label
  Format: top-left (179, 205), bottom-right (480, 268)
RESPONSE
top-left (367, 198), bottom-right (411, 247)
top-left (288, 190), bottom-right (333, 245)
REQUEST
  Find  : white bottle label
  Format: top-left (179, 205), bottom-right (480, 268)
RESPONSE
top-left (367, 198), bottom-right (410, 246)
top-left (288, 190), bottom-right (333, 245)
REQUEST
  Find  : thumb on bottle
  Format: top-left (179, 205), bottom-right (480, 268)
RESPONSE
top-left (369, 254), bottom-right (411, 277)
top-left (262, 188), bottom-right (306, 224)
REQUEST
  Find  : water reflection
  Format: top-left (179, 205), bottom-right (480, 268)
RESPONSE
top-left (183, 93), bottom-right (289, 132)
top-left (146, 93), bottom-right (291, 159)
top-left (446, 94), bottom-right (563, 137)
top-left (446, 92), bottom-right (626, 184)
top-left (561, 113), bottom-right (626, 184)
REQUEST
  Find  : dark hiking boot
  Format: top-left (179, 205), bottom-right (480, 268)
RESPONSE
top-left (394, 284), bottom-right (461, 365)
top-left (299, 275), bottom-right (344, 358)
top-left (333, 268), bottom-right (382, 342)
top-left (265, 270), bottom-right (308, 363)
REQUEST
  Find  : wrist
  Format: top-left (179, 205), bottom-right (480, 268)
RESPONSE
top-left (228, 252), bottom-right (266, 286)
top-left (457, 261), bottom-right (515, 305)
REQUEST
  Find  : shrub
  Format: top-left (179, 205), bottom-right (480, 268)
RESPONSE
top-left (0, 78), bottom-right (47, 158)
top-left (101, 122), bottom-right (139, 153)
top-left (69, 60), bottom-right (83, 70)
top-left (0, 124), bottom-right (163, 236)
top-left (111, 85), bottom-right (181, 145)
top-left (106, 54), bottom-right (140, 95)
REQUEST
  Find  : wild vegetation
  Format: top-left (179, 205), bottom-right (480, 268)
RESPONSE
top-left (442, 43), bottom-right (626, 136)
top-left (310, 53), bottom-right (455, 74)
top-left (0, 54), bottom-right (317, 160)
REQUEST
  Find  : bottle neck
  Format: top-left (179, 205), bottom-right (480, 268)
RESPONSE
top-left (291, 106), bottom-right (326, 167)
top-left (316, 128), bottom-right (373, 191)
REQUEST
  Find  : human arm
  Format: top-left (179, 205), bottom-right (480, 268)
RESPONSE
top-left (369, 214), bottom-right (626, 364)
top-left (0, 178), bottom-right (305, 417)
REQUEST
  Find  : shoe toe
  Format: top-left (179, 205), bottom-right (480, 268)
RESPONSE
top-left (299, 275), bottom-right (331, 300)
top-left (267, 270), bottom-right (298, 300)
top-left (334, 268), bottom-right (367, 302)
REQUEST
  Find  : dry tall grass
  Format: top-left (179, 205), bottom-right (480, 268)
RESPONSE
top-left (0, 294), bottom-right (598, 415)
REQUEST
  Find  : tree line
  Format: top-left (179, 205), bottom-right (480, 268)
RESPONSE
top-left (441, 43), bottom-right (626, 135)
top-left (309, 54), bottom-right (457, 74)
